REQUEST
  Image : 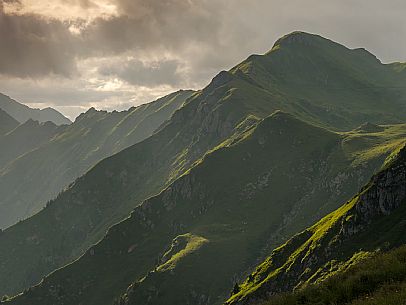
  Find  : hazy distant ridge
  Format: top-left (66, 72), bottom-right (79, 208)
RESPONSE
top-left (0, 93), bottom-right (71, 125)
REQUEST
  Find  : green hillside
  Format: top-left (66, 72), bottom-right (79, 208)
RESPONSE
top-left (0, 90), bottom-right (193, 228)
top-left (1, 32), bottom-right (406, 304)
top-left (0, 108), bottom-right (19, 135)
top-left (227, 32), bottom-right (406, 130)
top-left (257, 245), bottom-right (406, 305)
top-left (0, 119), bottom-right (63, 169)
top-left (4, 112), bottom-right (406, 305)
top-left (227, 144), bottom-right (406, 305)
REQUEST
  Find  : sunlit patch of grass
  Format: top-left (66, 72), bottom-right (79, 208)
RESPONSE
top-left (260, 245), bottom-right (406, 305)
top-left (157, 233), bottom-right (209, 271)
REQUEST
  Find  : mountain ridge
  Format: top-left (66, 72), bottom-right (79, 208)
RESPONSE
top-left (0, 93), bottom-right (71, 125)
top-left (4, 111), bottom-right (406, 305)
top-left (1, 32), bottom-right (406, 305)
top-left (0, 119), bottom-right (63, 170)
top-left (0, 90), bottom-right (194, 229)
top-left (226, 144), bottom-right (406, 305)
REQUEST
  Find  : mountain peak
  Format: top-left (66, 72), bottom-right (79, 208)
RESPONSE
top-left (270, 32), bottom-right (380, 63)
top-left (86, 107), bottom-right (98, 114)
top-left (75, 107), bottom-right (105, 122)
top-left (271, 31), bottom-right (324, 49)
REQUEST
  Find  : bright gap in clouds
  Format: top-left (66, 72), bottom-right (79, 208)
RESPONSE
top-left (3, 0), bottom-right (118, 21)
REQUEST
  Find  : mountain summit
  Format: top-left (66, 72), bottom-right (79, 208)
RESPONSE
top-left (1, 32), bottom-right (406, 305)
top-left (229, 31), bottom-right (406, 129)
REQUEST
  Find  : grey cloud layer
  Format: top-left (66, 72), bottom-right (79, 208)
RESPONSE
top-left (0, 0), bottom-right (228, 80)
top-left (98, 59), bottom-right (183, 86)
top-left (0, 9), bottom-right (77, 77)
top-left (1, 0), bottom-right (405, 119)
top-left (2, 0), bottom-right (406, 79)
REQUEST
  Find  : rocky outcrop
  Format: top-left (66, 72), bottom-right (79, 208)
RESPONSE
top-left (227, 146), bottom-right (406, 305)
top-left (357, 161), bottom-right (406, 218)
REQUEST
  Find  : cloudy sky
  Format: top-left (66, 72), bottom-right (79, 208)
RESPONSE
top-left (1, 0), bottom-right (406, 120)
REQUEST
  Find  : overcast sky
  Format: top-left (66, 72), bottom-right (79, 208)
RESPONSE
top-left (1, 0), bottom-right (406, 120)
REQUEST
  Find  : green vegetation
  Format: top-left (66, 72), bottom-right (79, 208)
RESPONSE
top-left (229, 32), bottom-right (406, 131)
top-left (1, 32), bottom-right (406, 305)
top-left (0, 90), bottom-right (194, 228)
top-left (0, 93), bottom-right (71, 125)
top-left (227, 144), bottom-right (406, 305)
top-left (5, 112), bottom-right (406, 305)
top-left (0, 119), bottom-right (62, 169)
top-left (0, 89), bottom-right (195, 296)
top-left (157, 233), bottom-right (209, 271)
top-left (0, 108), bottom-right (19, 136)
top-left (259, 246), bottom-right (406, 305)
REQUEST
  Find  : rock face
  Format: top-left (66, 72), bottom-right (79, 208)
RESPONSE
top-left (357, 162), bottom-right (406, 218)
top-left (227, 146), bottom-right (406, 305)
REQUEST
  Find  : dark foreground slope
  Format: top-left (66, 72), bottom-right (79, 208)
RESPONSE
top-left (4, 112), bottom-right (405, 305)
top-left (0, 90), bottom-right (193, 228)
top-left (1, 31), bottom-right (406, 301)
top-left (227, 144), bottom-right (406, 305)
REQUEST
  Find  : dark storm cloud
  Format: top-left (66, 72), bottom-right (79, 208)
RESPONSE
top-left (91, 0), bottom-right (223, 50)
top-left (0, 7), bottom-right (77, 77)
top-left (0, 0), bottom-right (227, 78)
top-left (2, 0), bottom-right (406, 80)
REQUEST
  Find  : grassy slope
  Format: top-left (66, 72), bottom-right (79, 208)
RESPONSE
top-left (0, 90), bottom-right (193, 229)
top-left (0, 108), bottom-right (19, 136)
top-left (230, 32), bottom-right (406, 130)
top-left (0, 81), bottom-right (255, 298)
top-left (258, 245), bottom-right (406, 305)
top-left (5, 113), bottom-right (406, 305)
top-left (1, 31), bottom-right (406, 301)
top-left (227, 144), bottom-right (406, 305)
top-left (0, 120), bottom-right (64, 169)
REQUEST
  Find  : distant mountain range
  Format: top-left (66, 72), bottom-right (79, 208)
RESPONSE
top-left (0, 93), bottom-right (71, 125)
top-left (0, 32), bottom-right (405, 305)
top-left (0, 90), bottom-right (194, 228)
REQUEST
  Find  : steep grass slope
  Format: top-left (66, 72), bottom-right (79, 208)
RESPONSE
top-left (227, 144), bottom-right (406, 305)
top-left (1, 31), bottom-right (406, 301)
top-left (258, 245), bottom-right (406, 305)
top-left (0, 119), bottom-right (64, 169)
top-left (5, 113), bottom-right (406, 305)
top-left (229, 32), bottom-right (406, 130)
top-left (0, 108), bottom-right (19, 135)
